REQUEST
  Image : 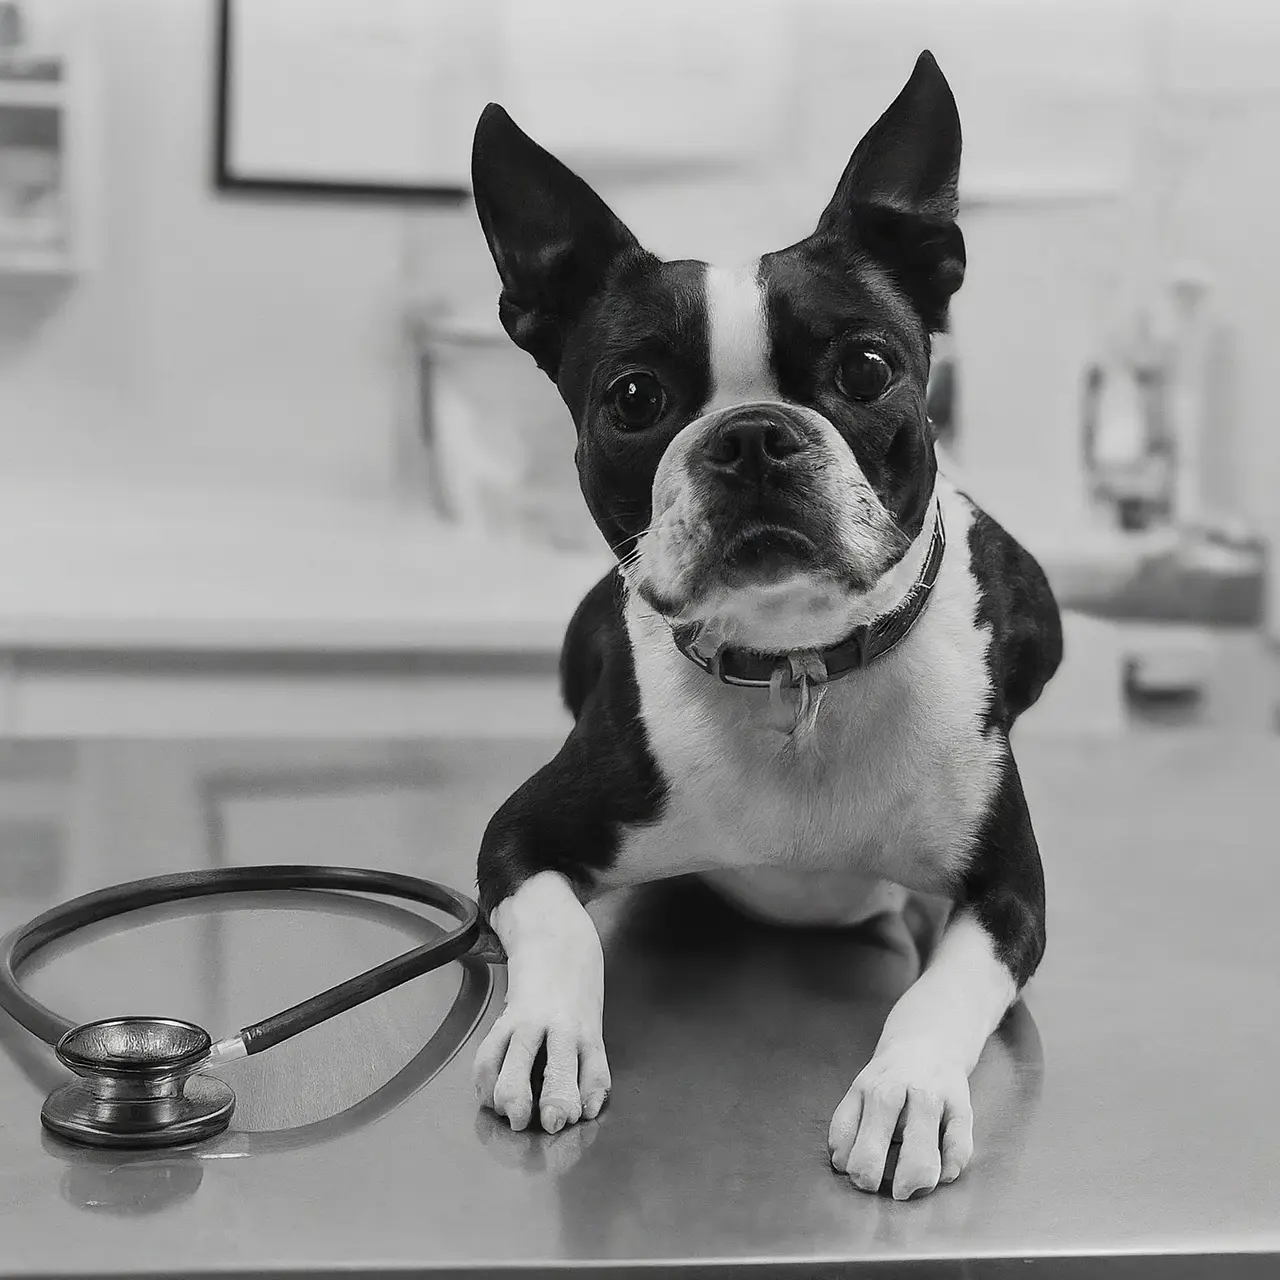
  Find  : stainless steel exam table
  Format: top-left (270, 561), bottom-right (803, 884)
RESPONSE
top-left (0, 734), bottom-right (1277, 1279)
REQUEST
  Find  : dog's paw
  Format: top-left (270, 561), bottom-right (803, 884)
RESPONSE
top-left (472, 986), bottom-right (609, 1135)
top-left (827, 1043), bottom-right (973, 1200)
top-left (474, 873), bottom-right (608, 1135)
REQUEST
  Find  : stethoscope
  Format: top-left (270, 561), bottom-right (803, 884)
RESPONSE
top-left (0, 865), bottom-right (494, 1150)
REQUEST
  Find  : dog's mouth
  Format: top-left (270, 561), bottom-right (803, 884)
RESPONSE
top-left (721, 524), bottom-right (818, 578)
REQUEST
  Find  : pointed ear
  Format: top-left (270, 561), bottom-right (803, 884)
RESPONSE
top-left (471, 104), bottom-right (642, 379)
top-left (816, 52), bottom-right (965, 332)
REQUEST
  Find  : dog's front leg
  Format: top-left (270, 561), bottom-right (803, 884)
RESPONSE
top-left (474, 868), bottom-right (607, 1134)
top-left (472, 739), bottom-right (619, 1135)
top-left (829, 744), bottom-right (1046, 1199)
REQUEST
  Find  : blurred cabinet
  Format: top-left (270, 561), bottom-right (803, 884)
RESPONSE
top-left (0, 481), bottom-right (601, 738)
top-left (0, 648), bottom-right (570, 739)
top-left (0, 42), bottom-right (94, 275)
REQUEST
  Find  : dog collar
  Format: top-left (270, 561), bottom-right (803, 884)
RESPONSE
top-left (670, 508), bottom-right (946, 691)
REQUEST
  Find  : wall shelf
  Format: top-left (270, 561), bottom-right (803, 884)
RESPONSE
top-left (0, 244), bottom-right (71, 275)
top-left (0, 78), bottom-right (62, 109)
top-left (0, 46), bottom-right (91, 276)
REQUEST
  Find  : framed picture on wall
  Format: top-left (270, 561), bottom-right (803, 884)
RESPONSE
top-left (214, 0), bottom-right (484, 200)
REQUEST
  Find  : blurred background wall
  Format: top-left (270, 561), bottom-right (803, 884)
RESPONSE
top-left (0, 0), bottom-right (1274, 741)
top-left (0, 1), bottom-right (1275, 534)
top-left (1, 0), bottom-right (409, 498)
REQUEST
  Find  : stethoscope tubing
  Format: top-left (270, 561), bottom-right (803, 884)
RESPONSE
top-left (0, 865), bottom-right (481, 1055)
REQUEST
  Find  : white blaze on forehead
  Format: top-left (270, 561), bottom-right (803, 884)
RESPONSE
top-left (702, 261), bottom-right (779, 410)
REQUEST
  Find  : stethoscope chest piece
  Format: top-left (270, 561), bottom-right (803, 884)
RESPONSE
top-left (41, 1017), bottom-right (235, 1149)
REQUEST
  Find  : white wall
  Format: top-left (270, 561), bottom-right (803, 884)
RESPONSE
top-left (2, 0), bottom-right (1277, 621)
top-left (1, 0), bottom-right (408, 500)
top-left (1160, 0), bottom-right (1280, 632)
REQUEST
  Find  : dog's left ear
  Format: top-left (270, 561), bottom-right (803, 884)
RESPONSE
top-left (817, 51), bottom-right (965, 332)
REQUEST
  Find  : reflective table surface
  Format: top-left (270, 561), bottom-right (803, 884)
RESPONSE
top-left (1, 734), bottom-right (1278, 1278)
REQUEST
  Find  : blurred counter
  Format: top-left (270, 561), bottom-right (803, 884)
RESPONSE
top-left (0, 469), bottom-right (606, 737)
top-left (1045, 522), bottom-right (1266, 628)
top-left (0, 467), bottom-right (607, 654)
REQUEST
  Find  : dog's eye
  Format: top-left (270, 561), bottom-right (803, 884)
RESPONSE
top-left (836, 348), bottom-right (893, 402)
top-left (607, 372), bottom-right (665, 430)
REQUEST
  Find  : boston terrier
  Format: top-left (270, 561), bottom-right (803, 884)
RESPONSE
top-left (468, 51), bottom-right (1062, 1200)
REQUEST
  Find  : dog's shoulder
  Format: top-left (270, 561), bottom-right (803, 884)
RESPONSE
top-left (559, 567), bottom-right (629, 720)
top-left (477, 566), bottom-right (663, 910)
top-left (558, 566), bottom-right (667, 817)
top-left (954, 487), bottom-right (1063, 733)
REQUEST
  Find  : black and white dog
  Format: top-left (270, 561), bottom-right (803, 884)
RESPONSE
top-left (469, 51), bottom-right (1062, 1201)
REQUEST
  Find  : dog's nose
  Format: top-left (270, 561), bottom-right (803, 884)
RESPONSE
top-left (701, 411), bottom-right (806, 483)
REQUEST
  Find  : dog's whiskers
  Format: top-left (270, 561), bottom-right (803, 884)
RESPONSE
top-left (616, 525), bottom-right (654, 580)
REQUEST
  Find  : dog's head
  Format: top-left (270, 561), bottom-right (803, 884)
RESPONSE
top-left (472, 52), bottom-right (963, 653)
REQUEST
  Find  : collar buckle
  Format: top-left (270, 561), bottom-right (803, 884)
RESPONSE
top-left (672, 625), bottom-right (775, 688)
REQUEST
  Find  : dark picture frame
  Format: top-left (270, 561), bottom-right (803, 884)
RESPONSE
top-left (213, 0), bottom-right (468, 202)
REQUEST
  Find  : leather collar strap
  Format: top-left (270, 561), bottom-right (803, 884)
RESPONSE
top-left (671, 508), bottom-right (946, 689)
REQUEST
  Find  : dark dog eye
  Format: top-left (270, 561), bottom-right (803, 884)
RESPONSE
top-left (837, 348), bottom-right (893, 402)
top-left (607, 372), bottom-right (665, 429)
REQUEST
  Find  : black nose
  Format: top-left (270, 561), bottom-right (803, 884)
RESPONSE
top-left (701, 411), bottom-right (806, 483)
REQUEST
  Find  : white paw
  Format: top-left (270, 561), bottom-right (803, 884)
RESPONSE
top-left (474, 873), bottom-right (610, 1134)
top-left (827, 1043), bottom-right (974, 1200)
top-left (473, 1001), bottom-right (610, 1134)
top-left (472, 913), bottom-right (608, 1135)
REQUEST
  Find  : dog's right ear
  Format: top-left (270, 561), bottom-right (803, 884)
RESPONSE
top-left (471, 105), bottom-right (641, 380)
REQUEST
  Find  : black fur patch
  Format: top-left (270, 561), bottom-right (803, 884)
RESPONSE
top-left (949, 492), bottom-right (1062, 991)
top-left (559, 570), bottom-right (623, 719)
top-left (956, 744), bottom-right (1046, 991)
top-left (963, 498), bottom-right (1064, 733)
top-left (476, 568), bottom-right (666, 917)
top-left (760, 243), bottom-right (937, 544)
top-left (558, 257), bottom-right (711, 553)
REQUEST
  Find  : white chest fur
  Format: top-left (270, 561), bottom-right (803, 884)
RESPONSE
top-left (605, 481), bottom-right (1002, 925)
